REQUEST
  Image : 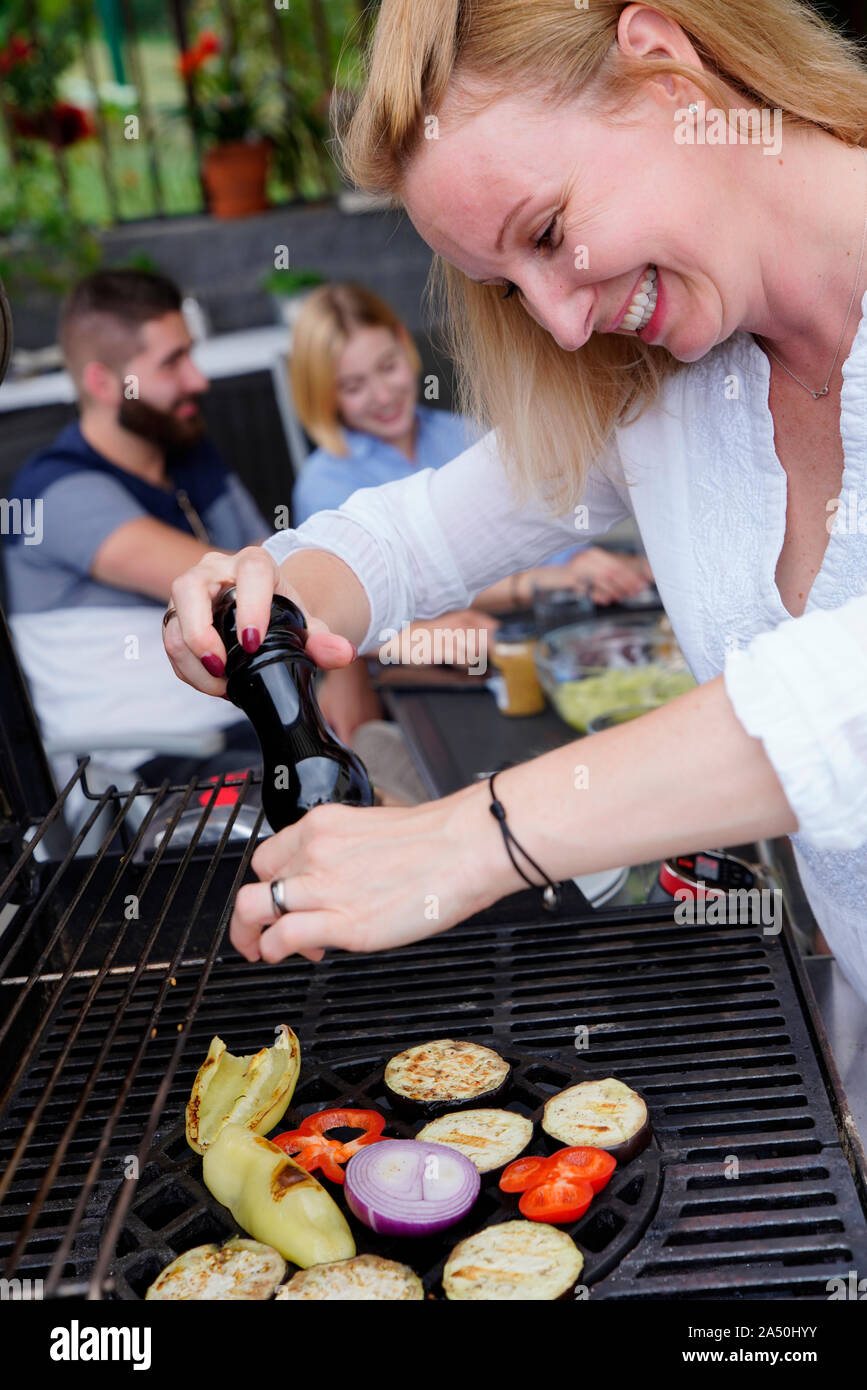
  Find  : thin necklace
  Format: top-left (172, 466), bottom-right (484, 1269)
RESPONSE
top-left (174, 486), bottom-right (211, 543)
top-left (756, 145), bottom-right (867, 399)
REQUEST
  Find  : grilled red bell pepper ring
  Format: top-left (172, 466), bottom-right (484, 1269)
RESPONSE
top-left (273, 1131), bottom-right (347, 1184)
top-left (273, 1109), bottom-right (386, 1185)
top-left (298, 1108), bottom-right (386, 1156)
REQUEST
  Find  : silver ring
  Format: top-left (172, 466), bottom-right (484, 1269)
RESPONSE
top-left (270, 878), bottom-right (289, 917)
top-left (162, 606), bottom-right (178, 631)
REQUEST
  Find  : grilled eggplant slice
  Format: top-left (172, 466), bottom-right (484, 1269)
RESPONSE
top-left (275, 1254), bottom-right (424, 1300)
top-left (145, 1237), bottom-right (286, 1300)
top-left (384, 1039), bottom-right (511, 1115)
top-left (416, 1108), bottom-right (533, 1173)
top-left (186, 1024), bottom-right (300, 1154)
top-left (443, 1220), bottom-right (583, 1300)
top-left (542, 1077), bottom-right (651, 1161)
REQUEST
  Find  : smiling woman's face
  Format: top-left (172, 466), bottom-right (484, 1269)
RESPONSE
top-left (402, 78), bottom-right (746, 365)
top-left (335, 326), bottom-right (419, 442)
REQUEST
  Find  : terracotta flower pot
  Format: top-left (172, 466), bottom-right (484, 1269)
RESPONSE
top-left (201, 139), bottom-right (270, 219)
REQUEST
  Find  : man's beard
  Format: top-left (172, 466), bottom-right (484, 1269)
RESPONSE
top-left (117, 396), bottom-right (207, 450)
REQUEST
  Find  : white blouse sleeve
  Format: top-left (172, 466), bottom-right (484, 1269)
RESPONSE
top-left (724, 590), bottom-right (867, 850)
top-left (264, 428), bottom-right (631, 653)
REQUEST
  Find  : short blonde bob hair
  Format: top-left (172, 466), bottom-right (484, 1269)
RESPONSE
top-left (337, 0), bottom-right (867, 509)
top-left (289, 282), bottom-right (422, 456)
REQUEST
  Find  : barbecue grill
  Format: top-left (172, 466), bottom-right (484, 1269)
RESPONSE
top-left (1, 604), bottom-right (867, 1304)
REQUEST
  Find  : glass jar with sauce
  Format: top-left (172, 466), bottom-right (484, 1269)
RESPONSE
top-left (489, 618), bottom-right (546, 717)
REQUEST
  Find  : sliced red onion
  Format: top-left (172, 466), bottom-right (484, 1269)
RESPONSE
top-left (344, 1140), bottom-right (480, 1237)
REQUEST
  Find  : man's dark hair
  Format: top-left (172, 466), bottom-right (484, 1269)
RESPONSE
top-left (59, 269), bottom-right (183, 390)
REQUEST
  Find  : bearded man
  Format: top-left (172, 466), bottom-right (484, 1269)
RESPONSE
top-left (4, 270), bottom-right (268, 780)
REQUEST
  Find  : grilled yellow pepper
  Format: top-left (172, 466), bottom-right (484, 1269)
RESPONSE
top-left (186, 1024), bottom-right (300, 1154)
top-left (203, 1124), bottom-right (356, 1268)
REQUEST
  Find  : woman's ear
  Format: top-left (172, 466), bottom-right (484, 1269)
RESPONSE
top-left (616, 3), bottom-right (703, 102)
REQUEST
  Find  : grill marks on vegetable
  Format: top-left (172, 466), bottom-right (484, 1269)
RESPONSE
top-left (443, 1221), bottom-right (585, 1301)
top-left (146, 1238), bottom-right (286, 1301)
top-left (185, 1026), bottom-right (301, 1155)
top-left (275, 1254), bottom-right (424, 1300)
top-left (384, 1039), bottom-right (511, 1112)
top-left (416, 1109), bottom-right (533, 1173)
top-left (542, 1079), bottom-right (651, 1163)
top-left (271, 1159), bottom-right (318, 1195)
top-left (202, 1125), bottom-right (355, 1268)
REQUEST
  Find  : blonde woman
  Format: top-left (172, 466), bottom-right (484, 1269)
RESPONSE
top-left (165, 1), bottom-right (867, 1004)
top-left (291, 282), bottom-right (646, 602)
top-left (289, 281), bottom-right (650, 745)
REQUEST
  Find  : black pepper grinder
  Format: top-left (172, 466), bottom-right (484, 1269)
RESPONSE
top-left (212, 586), bottom-right (375, 831)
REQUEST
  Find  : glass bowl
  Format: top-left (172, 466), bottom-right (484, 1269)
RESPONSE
top-left (534, 616), bottom-right (695, 732)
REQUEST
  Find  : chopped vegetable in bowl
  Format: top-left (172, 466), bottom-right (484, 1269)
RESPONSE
top-left (550, 665), bottom-right (696, 732)
top-left (533, 615), bottom-right (696, 732)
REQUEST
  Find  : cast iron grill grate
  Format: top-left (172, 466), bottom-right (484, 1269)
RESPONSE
top-left (107, 1052), bottom-right (663, 1299)
top-left (1, 763), bottom-right (866, 1299)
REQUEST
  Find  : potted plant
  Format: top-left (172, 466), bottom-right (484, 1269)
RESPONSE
top-left (178, 30), bottom-right (271, 219)
top-left (261, 267), bottom-right (325, 328)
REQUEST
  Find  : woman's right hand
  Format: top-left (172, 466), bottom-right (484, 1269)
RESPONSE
top-left (163, 546), bottom-right (357, 697)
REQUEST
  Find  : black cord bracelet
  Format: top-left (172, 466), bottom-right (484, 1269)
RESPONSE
top-left (488, 771), bottom-right (562, 912)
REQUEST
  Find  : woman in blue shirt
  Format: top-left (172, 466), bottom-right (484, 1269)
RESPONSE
top-left (289, 284), bottom-right (650, 750)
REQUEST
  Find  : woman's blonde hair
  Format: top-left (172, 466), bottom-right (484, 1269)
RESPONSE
top-left (289, 282), bottom-right (422, 456)
top-left (337, 0), bottom-right (867, 509)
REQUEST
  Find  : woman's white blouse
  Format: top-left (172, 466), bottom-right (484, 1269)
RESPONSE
top-left (265, 296), bottom-right (867, 1002)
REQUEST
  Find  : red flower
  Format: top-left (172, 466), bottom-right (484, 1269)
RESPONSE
top-left (178, 48), bottom-right (201, 79)
top-left (11, 102), bottom-right (95, 147)
top-left (178, 30), bottom-right (221, 78)
top-left (50, 102), bottom-right (95, 147)
top-left (0, 33), bottom-right (33, 72)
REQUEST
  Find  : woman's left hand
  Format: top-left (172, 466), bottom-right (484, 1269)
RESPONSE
top-left (229, 789), bottom-right (520, 964)
top-left (563, 548), bottom-right (654, 605)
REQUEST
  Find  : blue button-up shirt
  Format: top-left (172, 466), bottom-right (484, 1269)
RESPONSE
top-left (292, 406), bottom-right (485, 524)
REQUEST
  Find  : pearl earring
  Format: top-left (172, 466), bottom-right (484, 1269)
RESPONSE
top-left (688, 102), bottom-right (699, 115)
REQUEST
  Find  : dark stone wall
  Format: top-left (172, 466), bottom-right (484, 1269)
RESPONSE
top-left (12, 200), bottom-right (439, 348)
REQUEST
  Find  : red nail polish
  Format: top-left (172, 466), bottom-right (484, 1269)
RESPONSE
top-left (242, 627), bottom-right (261, 653)
top-left (201, 653), bottom-right (225, 678)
